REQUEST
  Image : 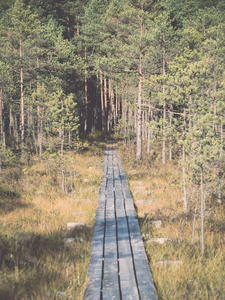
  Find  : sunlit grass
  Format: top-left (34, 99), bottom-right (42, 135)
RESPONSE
top-left (119, 141), bottom-right (225, 300)
top-left (0, 139), bottom-right (106, 299)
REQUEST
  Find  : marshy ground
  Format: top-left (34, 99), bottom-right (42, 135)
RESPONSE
top-left (0, 136), bottom-right (225, 299)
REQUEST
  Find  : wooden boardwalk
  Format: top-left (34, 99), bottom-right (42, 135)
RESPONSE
top-left (84, 142), bottom-right (157, 300)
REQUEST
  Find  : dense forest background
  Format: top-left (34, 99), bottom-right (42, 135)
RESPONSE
top-left (0, 0), bottom-right (225, 255)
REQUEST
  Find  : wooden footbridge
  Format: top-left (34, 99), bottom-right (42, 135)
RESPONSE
top-left (84, 142), bottom-right (157, 300)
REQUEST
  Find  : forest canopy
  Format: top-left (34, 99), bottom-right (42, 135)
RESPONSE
top-left (1, 0), bottom-right (225, 222)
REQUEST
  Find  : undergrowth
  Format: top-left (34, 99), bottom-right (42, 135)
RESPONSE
top-left (119, 141), bottom-right (225, 300)
top-left (0, 134), bottom-right (106, 299)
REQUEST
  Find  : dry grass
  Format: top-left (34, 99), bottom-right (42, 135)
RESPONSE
top-left (119, 142), bottom-right (225, 300)
top-left (1, 136), bottom-right (225, 299)
top-left (0, 139), bottom-right (106, 299)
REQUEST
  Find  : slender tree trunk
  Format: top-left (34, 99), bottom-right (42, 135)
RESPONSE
top-left (169, 108), bottom-right (173, 160)
top-left (39, 108), bottom-right (43, 159)
top-left (213, 69), bottom-right (217, 133)
top-left (200, 164), bottom-right (205, 255)
top-left (14, 116), bottom-right (19, 146)
top-left (77, 21), bottom-right (80, 58)
top-left (100, 69), bottom-right (105, 131)
top-left (142, 108), bottom-right (146, 142)
top-left (124, 80), bottom-right (128, 143)
top-left (110, 78), bottom-right (114, 130)
top-left (162, 101), bottom-right (166, 164)
top-left (162, 35), bottom-right (166, 164)
top-left (108, 78), bottom-right (111, 131)
top-left (84, 46), bottom-right (88, 133)
top-left (136, 15), bottom-right (143, 161)
top-left (189, 96), bottom-right (193, 131)
top-left (9, 107), bottom-right (13, 139)
top-left (20, 39), bottom-right (25, 154)
top-left (32, 114), bottom-right (38, 155)
top-left (68, 130), bottom-right (71, 147)
top-left (191, 197), bottom-right (199, 244)
top-left (36, 53), bottom-right (42, 157)
top-left (61, 124), bottom-right (65, 193)
top-left (218, 116), bottom-right (223, 203)
top-left (182, 109), bottom-right (187, 213)
top-left (147, 92), bottom-right (152, 154)
top-left (118, 90), bottom-right (121, 118)
top-left (104, 74), bottom-right (108, 132)
top-left (0, 89), bottom-right (3, 144)
top-left (115, 84), bottom-right (118, 128)
top-left (182, 143), bottom-right (188, 213)
top-left (62, 167), bottom-right (65, 193)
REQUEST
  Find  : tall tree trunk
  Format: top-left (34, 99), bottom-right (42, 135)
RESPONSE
top-left (182, 109), bottom-right (187, 213)
top-left (115, 84), bottom-right (118, 129)
top-left (100, 69), bottom-right (105, 131)
top-left (0, 89), bottom-right (4, 144)
top-left (169, 109), bottom-right (173, 160)
top-left (110, 78), bottom-right (114, 130)
top-left (104, 73), bottom-right (108, 132)
top-left (162, 35), bottom-right (166, 165)
top-left (213, 69), bottom-right (217, 133)
top-left (32, 113), bottom-right (38, 155)
top-left (218, 116), bottom-right (223, 203)
top-left (68, 130), bottom-right (71, 147)
top-left (39, 108), bottom-right (43, 159)
top-left (147, 101), bottom-right (153, 154)
top-left (9, 107), bottom-right (13, 139)
top-left (191, 198), bottom-right (199, 244)
top-left (14, 116), bottom-right (19, 146)
top-left (200, 164), bottom-right (205, 255)
top-left (182, 143), bottom-right (187, 213)
top-left (84, 46), bottom-right (88, 133)
top-left (123, 80), bottom-right (127, 143)
top-left (20, 39), bottom-right (25, 154)
top-left (136, 15), bottom-right (143, 161)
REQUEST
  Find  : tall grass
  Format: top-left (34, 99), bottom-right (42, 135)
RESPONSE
top-left (119, 142), bottom-right (225, 300)
top-left (0, 138), bottom-right (106, 299)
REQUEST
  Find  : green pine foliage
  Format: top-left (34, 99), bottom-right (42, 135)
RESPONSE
top-left (0, 0), bottom-right (225, 297)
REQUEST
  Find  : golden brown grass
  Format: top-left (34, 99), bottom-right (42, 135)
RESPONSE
top-left (0, 140), bottom-right (105, 299)
top-left (119, 142), bottom-right (225, 300)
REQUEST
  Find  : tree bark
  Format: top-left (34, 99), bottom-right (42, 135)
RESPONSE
top-left (218, 116), bottom-right (223, 203)
top-left (182, 143), bottom-right (188, 213)
top-left (0, 89), bottom-right (3, 144)
top-left (84, 46), bottom-right (88, 133)
top-left (100, 69), bottom-right (105, 131)
top-left (136, 15), bottom-right (143, 161)
top-left (162, 35), bottom-right (166, 165)
top-left (200, 164), bottom-right (205, 255)
top-left (182, 109), bottom-right (187, 213)
top-left (104, 73), bottom-right (108, 132)
top-left (191, 198), bottom-right (198, 244)
top-left (20, 38), bottom-right (25, 154)
top-left (169, 109), bottom-right (173, 160)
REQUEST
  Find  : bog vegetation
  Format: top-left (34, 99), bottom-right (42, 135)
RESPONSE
top-left (0, 0), bottom-right (225, 299)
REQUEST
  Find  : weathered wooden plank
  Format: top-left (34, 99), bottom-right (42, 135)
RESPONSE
top-left (113, 152), bottom-right (139, 299)
top-left (84, 148), bottom-right (108, 300)
top-left (102, 149), bottom-right (120, 299)
top-left (128, 216), bottom-right (158, 300)
top-left (83, 220), bottom-right (104, 300)
top-left (102, 146), bottom-right (120, 299)
top-left (102, 226), bottom-right (120, 300)
top-left (117, 216), bottom-right (139, 299)
top-left (116, 149), bottom-right (157, 300)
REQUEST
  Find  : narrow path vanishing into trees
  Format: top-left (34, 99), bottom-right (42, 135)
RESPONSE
top-left (84, 142), bottom-right (157, 300)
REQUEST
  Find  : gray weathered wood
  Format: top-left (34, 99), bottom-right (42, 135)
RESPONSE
top-left (84, 144), bottom-right (157, 300)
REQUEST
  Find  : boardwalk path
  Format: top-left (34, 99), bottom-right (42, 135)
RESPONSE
top-left (84, 142), bottom-right (157, 300)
